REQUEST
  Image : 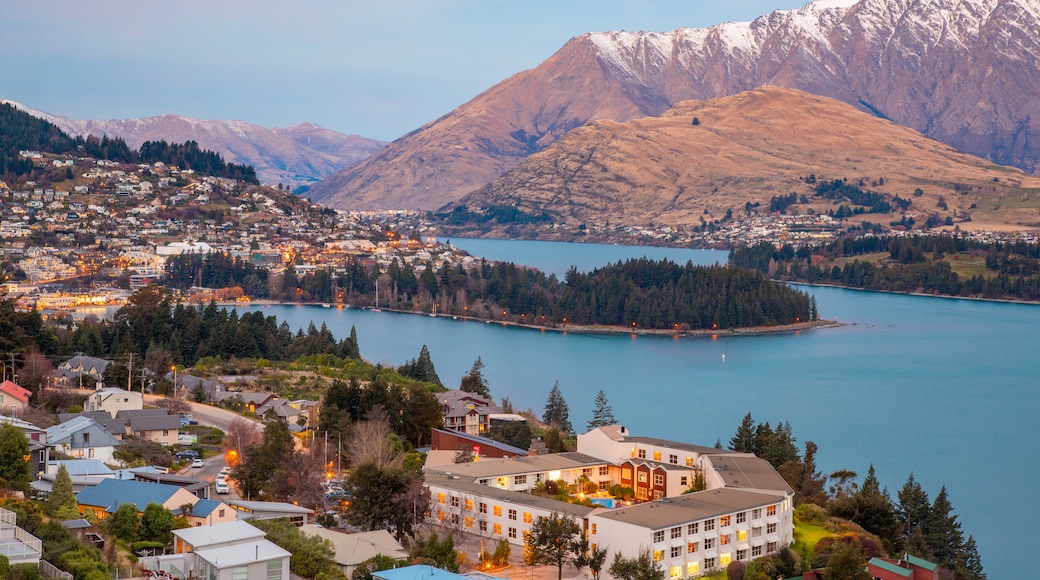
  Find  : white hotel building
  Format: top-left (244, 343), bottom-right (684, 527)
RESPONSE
top-left (424, 426), bottom-right (795, 579)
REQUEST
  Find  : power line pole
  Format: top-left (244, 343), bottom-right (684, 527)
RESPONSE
top-left (127, 353), bottom-right (134, 392)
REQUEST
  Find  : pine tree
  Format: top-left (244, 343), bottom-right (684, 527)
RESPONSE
top-left (925, 486), bottom-right (963, 570)
top-left (542, 381), bottom-right (572, 433)
top-left (897, 473), bottom-right (931, 548)
top-left (959, 535), bottom-right (986, 580)
top-left (799, 441), bottom-right (827, 505)
top-left (730, 413), bottom-right (756, 452)
top-left (586, 390), bottom-right (616, 431)
top-left (459, 356), bottom-right (491, 398)
top-left (47, 464), bottom-right (80, 519)
top-left (852, 465), bottom-right (901, 552)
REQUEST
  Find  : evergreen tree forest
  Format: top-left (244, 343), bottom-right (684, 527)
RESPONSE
top-left (730, 235), bottom-right (1040, 301)
top-left (0, 103), bottom-right (257, 184)
top-left (727, 414), bottom-right (986, 579)
top-left (253, 256), bottom-right (817, 331)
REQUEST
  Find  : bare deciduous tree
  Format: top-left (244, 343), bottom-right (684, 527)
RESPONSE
top-left (344, 407), bottom-right (402, 470)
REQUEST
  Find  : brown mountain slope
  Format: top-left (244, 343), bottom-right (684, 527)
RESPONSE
top-left (453, 87), bottom-right (1040, 230)
top-left (310, 0), bottom-right (1040, 211)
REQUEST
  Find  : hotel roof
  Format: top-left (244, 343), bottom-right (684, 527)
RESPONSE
top-left (705, 454), bottom-right (794, 494)
top-left (427, 452), bottom-right (607, 480)
top-left (591, 488), bottom-right (784, 529)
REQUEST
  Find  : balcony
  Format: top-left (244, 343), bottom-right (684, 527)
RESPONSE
top-left (0, 507), bottom-right (42, 565)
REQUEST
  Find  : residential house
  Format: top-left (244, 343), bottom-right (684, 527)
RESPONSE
top-left (437, 390), bottom-right (501, 436)
top-left (124, 412), bottom-right (182, 446)
top-left (210, 390), bottom-right (279, 415)
top-left (56, 355), bottom-right (111, 388)
top-left (58, 411), bottom-right (128, 439)
top-left (868, 555), bottom-right (940, 580)
top-left (144, 519), bottom-right (289, 580)
top-left (224, 500), bottom-right (313, 526)
top-left (75, 478), bottom-right (235, 527)
top-left (299, 525), bottom-right (408, 577)
top-left (45, 416), bottom-right (121, 463)
top-left (85, 387), bottom-right (143, 418)
top-left (0, 380), bottom-right (31, 413)
top-left (0, 415), bottom-right (49, 477)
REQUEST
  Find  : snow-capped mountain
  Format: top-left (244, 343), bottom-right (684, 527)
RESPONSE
top-left (309, 0), bottom-right (1040, 211)
top-left (1, 100), bottom-right (384, 188)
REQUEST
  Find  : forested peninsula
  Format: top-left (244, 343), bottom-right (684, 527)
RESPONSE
top-left (165, 254), bottom-right (818, 332)
top-left (729, 235), bottom-right (1040, 302)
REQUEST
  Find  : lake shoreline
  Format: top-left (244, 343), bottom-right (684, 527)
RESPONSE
top-left (226, 300), bottom-right (842, 337)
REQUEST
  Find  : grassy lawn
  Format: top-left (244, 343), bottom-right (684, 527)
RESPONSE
top-left (792, 521), bottom-right (833, 562)
top-left (945, 254), bottom-right (992, 279)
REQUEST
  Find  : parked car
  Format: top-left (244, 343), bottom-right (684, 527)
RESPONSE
top-left (175, 450), bottom-right (200, 460)
top-left (191, 458), bottom-right (204, 468)
top-left (215, 481), bottom-right (229, 494)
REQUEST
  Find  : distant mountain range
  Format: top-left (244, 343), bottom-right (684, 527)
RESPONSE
top-left (0, 100), bottom-right (384, 189)
top-left (308, 0), bottom-right (1040, 211)
top-left (453, 87), bottom-right (1040, 230)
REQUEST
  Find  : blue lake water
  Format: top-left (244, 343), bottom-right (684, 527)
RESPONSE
top-left (239, 238), bottom-right (1037, 577)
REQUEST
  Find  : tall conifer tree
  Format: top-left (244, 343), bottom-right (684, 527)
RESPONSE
top-left (543, 381), bottom-right (572, 433)
top-left (586, 390), bottom-right (616, 431)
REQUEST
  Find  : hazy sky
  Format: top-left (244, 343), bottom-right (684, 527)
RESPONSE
top-left (3, 0), bottom-right (806, 142)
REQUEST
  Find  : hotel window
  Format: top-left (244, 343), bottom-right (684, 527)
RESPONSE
top-left (514, 475), bottom-right (527, 485)
top-left (524, 512), bottom-right (533, 524)
top-left (599, 481), bottom-right (609, 491)
top-left (737, 549), bottom-right (747, 561)
top-left (688, 522), bottom-right (699, 534)
top-left (720, 516), bottom-right (730, 527)
top-left (653, 451), bottom-right (662, 461)
top-left (670, 546), bottom-right (682, 558)
top-left (465, 499), bottom-right (474, 511)
top-left (494, 506), bottom-right (502, 517)
top-left (653, 474), bottom-right (664, 486)
top-left (509, 527), bottom-right (517, 539)
top-left (736, 511), bottom-right (746, 524)
top-left (437, 510), bottom-right (445, 521)
top-left (465, 517), bottom-right (473, 528)
top-left (451, 514), bottom-right (459, 526)
top-left (737, 530), bottom-right (747, 542)
top-left (669, 566), bottom-right (681, 579)
top-left (450, 496), bottom-right (459, 507)
top-left (687, 542), bottom-right (699, 553)
top-left (669, 454), bottom-right (678, 465)
top-left (767, 505), bottom-right (777, 516)
top-left (752, 545), bottom-right (762, 557)
top-left (720, 553), bottom-right (731, 567)
top-left (653, 530), bottom-right (665, 543)
top-left (704, 557), bottom-right (715, 570)
top-left (686, 562), bottom-right (699, 576)
top-left (685, 457), bottom-right (694, 467)
top-left (437, 494), bottom-right (445, 504)
top-left (638, 449), bottom-right (646, 459)
top-left (767, 523), bottom-right (777, 534)
top-left (704, 538), bottom-right (715, 549)
top-left (508, 509), bottom-right (517, 520)
top-left (493, 523), bottom-right (502, 535)
top-left (704, 519), bottom-right (715, 531)
top-left (720, 534), bottom-right (730, 546)
top-left (653, 490), bottom-right (664, 500)
top-left (622, 468), bottom-right (632, 480)
top-left (752, 508), bottom-right (762, 519)
top-left (480, 502), bottom-right (488, 513)
top-left (638, 472), bottom-right (647, 483)
top-left (637, 487), bottom-right (648, 500)
top-left (497, 477), bottom-right (507, 487)
top-left (653, 550), bottom-right (663, 562)
top-left (680, 476), bottom-right (688, 487)
top-left (767, 542), bottom-right (778, 554)
top-left (752, 527), bottom-right (762, 538)
top-left (591, 523), bottom-right (597, 535)
top-left (480, 521), bottom-right (488, 532)
top-left (599, 466), bottom-right (610, 476)
top-left (232, 566), bottom-right (248, 580)
top-left (670, 526), bottom-right (681, 539)
top-left (583, 468), bottom-right (594, 478)
top-left (266, 560), bottom-right (282, 580)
